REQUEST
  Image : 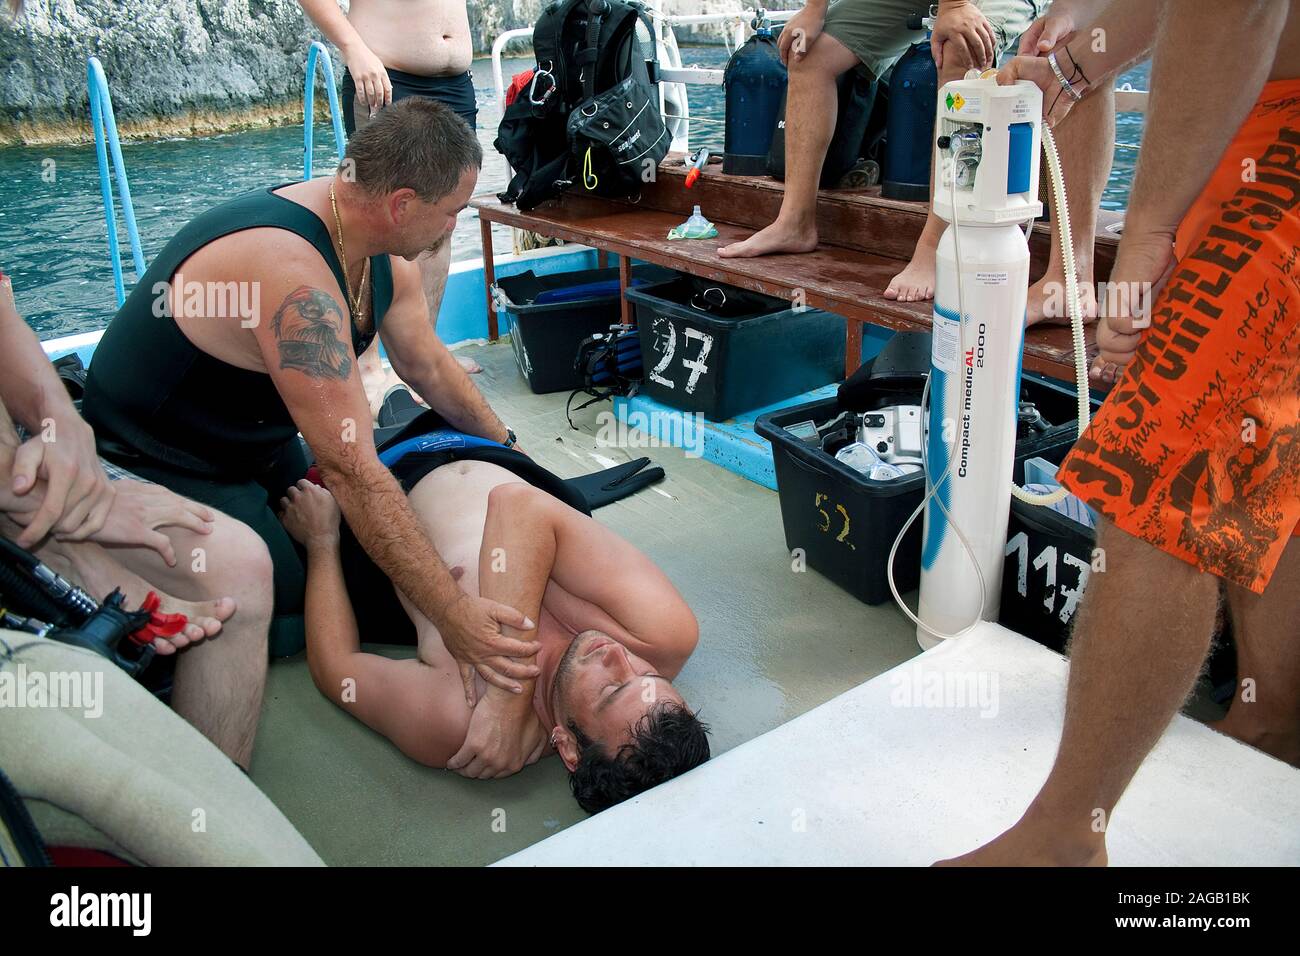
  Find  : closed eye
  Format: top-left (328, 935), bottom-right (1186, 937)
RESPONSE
top-left (599, 675), bottom-right (665, 711)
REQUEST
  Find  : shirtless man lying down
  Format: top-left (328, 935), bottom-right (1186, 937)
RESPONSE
top-left (279, 450), bottom-right (710, 813)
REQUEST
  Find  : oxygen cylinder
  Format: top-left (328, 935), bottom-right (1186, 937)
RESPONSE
top-left (723, 23), bottom-right (788, 175)
top-left (882, 32), bottom-right (938, 200)
top-left (917, 221), bottom-right (1029, 645)
top-left (916, 76), bottom-right (1043, 649)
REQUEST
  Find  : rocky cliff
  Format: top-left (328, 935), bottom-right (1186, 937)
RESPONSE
top-left (0, 0), bottom-right (738, 145)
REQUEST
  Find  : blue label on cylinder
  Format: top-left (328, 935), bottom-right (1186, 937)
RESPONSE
top-left (1007, 122), bottom-right (1032, 195)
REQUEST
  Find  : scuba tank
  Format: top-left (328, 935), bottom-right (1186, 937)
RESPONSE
top-left (723, 13), bottom-right (788, 175)
top-left (882, 14), bottom-right (938, 200)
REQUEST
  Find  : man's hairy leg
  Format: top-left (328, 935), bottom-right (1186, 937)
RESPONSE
top-left (421, 242), bottom-right (478, 374)
top-left (940, 519), bottom-right (1218, 865)
top-left (0, 405), bottom-right (267, 766)
top-left (108, 516), bottom-right (272, 770)
top-left (1215, 538), bottom-right (1300, 766)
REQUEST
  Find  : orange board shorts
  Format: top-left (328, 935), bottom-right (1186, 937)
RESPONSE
top-left (1060, 78), bottom-right (1300, 595)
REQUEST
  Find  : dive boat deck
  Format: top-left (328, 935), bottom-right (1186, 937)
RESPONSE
top-left (246, 341), bottom-right (1279, 866)
top-left (248, 339), bottom-right (922, 865)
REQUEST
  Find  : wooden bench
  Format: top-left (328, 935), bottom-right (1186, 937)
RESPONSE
top-left (472, 159), bottom-right (1120, 383)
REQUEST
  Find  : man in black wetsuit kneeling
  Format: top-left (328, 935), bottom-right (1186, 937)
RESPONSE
top-left (82, 99), bottom-right (541, 694)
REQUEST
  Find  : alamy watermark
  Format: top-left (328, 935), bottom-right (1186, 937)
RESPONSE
top-left (152, 273), bottom-right (261, 328)
top-left (0, 664), bottom-right (103, 718)
top-left (594, 408), bottom-right (706, 459)
top-left (889, 664), bottom-right (999, 718)
top-left (50, 886), bottom-right (150, 936)
top-left (1042, 279), bottom-right (1156, 326)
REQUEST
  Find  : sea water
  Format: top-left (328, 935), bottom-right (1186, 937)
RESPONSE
top-left (0, 52), bottom-right (1144, 340)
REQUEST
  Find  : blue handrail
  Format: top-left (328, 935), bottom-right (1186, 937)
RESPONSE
top-left (304, 41), bottom-right (347, 180)
top-left (87, 56), bottom-right (145, 307)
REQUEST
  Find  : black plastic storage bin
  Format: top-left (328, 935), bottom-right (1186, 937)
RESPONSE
top-left (998, 441), bottom-right (1096, 651)
top-left (494, 264), bottom-right (674, 394)
top-left (999, 440), bottom-right (1238, 696)
top-left (627, 275), bottom-right (846, 421)
top-left (756, 374), bottom-right (1094, 606)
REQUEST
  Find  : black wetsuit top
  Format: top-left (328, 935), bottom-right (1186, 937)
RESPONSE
top-left (83, 184), bottom-right (394, 480)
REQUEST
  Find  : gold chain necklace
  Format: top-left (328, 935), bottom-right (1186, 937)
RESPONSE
top-left (329, 181), bottom-right (370, 324)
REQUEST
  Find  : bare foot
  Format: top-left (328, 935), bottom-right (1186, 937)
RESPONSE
top-left (454, 353), bottom-right (483, 374)
top-left (358, 354), bottom-right (393, 412)
top-left (1028, 273), bottom-right (1098, 327)
top-left (1210, 716), bottom-right (1300, 768)
top-left (935, 809), bottom-right (1108, 867)
top-left (151, 596), bottom-right (237, 654)
top-left (718, 220), bottom-right (818, 259)
top-left (31, 537), bottom-right (233, 652)
top-left (884, 249), bottom-right (936, 303)
top-left (365, 367), bottom-right (429, 421)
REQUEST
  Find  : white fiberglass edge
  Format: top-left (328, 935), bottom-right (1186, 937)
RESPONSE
top-left (499, 622), bottom-right (1300, 866)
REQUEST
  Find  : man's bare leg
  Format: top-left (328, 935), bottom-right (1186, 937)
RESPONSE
top-left (941, 519), bottom-right (1219, 865)
top-left (1213, 538), bottom-right (1300, 766)
top-left (883, 57), bottom-right (972, 302)
top-left (108, 517), bottom-right (273, 769)
top-left (10, 514), bottom-right (271, 769)
top-left (718, 35), bottom-right (860, 259)
top-left (0, 403), bottom-right (264, 766)
top-left (0, 517), bottom-right (233, 646)
top-left (358, 240), bottom-right (475, 418)
top-left (420, 240), bottom-right (480, 373)
top-left (1026, 84), bottom-right (1114, 326)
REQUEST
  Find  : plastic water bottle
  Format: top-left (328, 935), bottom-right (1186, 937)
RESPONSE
top-left (683, 205), bottom-right (712, 232)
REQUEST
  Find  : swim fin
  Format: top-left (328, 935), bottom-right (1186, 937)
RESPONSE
top-left (566, 457), bottom-right (665, 510)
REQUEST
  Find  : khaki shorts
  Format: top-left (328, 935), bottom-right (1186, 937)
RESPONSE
top-left (821, 0), bottom-right (1046, 79)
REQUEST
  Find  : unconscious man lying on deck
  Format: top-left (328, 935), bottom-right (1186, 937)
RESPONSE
top-left (278, 439), bottom-right (711, 813)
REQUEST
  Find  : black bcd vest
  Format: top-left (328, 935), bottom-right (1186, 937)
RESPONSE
top-left (495, 0), bottom-right (670, 211)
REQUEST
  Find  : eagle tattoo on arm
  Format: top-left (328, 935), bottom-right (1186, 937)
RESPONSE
top-left (272, 287), bottom-right (353, 380)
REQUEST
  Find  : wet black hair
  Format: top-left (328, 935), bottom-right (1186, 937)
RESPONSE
top-left (567, 703), bottom-right (711, 814)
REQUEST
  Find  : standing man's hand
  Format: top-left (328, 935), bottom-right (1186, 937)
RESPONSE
top-left (344, 41), bottom-right (392, 116)
top-left (297, 1), bottom-right (391, 114)
top-left (1017, 10), bottom-right (1077, 57)
top-left (0, 272), bottom-right (116, 549)
top-left (932, 0), bottom-right (997, 72)
top-left (777, 2), bottom-right (827, 66)
top-left (996, 51), bottom-right (1080, 127)
top-left (10, 413), bottom-right (116, 550)
top-left (440, 593), bottom-right (542, 706)
top-left (999, 8), bottom-right (1083, 127)
top-left (1090, 230), bottom-right (1177, 386)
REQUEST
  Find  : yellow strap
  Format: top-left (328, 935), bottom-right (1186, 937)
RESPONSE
top-left (583, 146), bottom-right (599, 191)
